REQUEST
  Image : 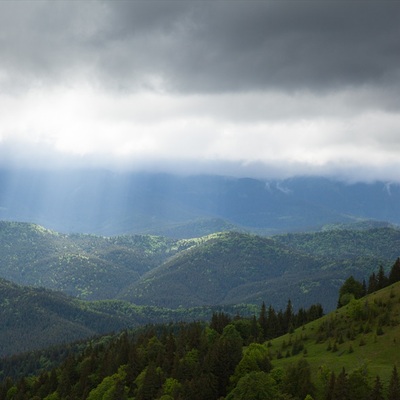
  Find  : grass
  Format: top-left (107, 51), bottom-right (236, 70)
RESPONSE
top-left (268, 282), bottom-right (400, 384)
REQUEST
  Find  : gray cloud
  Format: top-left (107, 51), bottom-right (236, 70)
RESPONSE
top-left (1, 1), bottom-right (399, 95)
top-left (0, 1), bottom-right (400, 182)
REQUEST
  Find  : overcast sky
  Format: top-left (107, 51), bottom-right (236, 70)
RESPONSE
top-left (0, 1), bottom-right (399, 182)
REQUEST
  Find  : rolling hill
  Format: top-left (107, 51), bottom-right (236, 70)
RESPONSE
top-left (0, 277), bottom-right (257, 357)
top-left (0, 221), bottom-right (399, 312)
top-left (0, 221), bottom-right (193, 300)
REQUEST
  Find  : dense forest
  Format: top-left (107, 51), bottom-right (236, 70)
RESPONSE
top-left (2, 258), bottom-right (400, 399)
top-left (1, 222), bottom-right (400, 312)
top-left (0, 301), bottom-right (324, 399)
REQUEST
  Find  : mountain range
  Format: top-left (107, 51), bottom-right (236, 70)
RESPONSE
top-left (1, 170), bottom-right (399, 237)
top-left (1, 221), bottom-right (399, 314)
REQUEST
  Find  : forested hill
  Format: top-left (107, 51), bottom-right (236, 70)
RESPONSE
top-left (119, 228), bottom-right (400, 311)
top-left (2, 280), bottom-right (400, 399)
top-left (0, 221), bottom-right (192, 299)
top-left (0, 221), bottom-right (399, 312)
top-left (0, 277), bottom-right (258, 357)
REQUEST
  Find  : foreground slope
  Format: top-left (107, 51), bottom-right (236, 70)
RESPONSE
top-left (271, 281), bottom-right (400, 382)
top-left (2, 281), bottom-right (400, 399)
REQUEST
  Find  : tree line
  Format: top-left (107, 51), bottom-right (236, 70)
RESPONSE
top-left (338, 258), bottom-right (400, 307)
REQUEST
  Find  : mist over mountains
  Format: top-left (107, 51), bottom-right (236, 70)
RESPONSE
top-left (0, 169), bottom-right (399, 238)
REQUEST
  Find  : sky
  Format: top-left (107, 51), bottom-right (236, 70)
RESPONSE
top-left (0, 1), bottom-right (400, 182)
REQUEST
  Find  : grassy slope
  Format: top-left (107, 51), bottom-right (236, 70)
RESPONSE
top-left (269, 282), bottom-right (400, 385)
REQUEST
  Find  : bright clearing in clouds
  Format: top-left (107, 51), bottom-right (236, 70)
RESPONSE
top-left (0, 1), bottom-right (400, 181)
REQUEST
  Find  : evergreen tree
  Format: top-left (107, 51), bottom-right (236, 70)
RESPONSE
top-left (332, 368), bottom-right (349, 400)
top-left (206, 324), bottom-right (243, 398)
top-left (259, 302), bottom-right (268, 340)
top-left (284, 299), bottom-right (294, 333)
top-left (325, 372), bottom-right (335, 400)
top-left (283, 358), bottom-right (315, 400)
top-left (250, 315), bottom-right (261, 342)
top-left (388, 366), bottom-right (400, 400)
top-left (308, 303), bottom-right (324, 322)
top-left (338, 276), bottom-right (364, 307)
top-left (368, 272), bottom-right (378, 294)
top-left (362, 279), bottom-right (367, 296)
top-left (210, 312), bottom-right (231, 334)
top-left (136, 363), bottom-right (163, 400)
top-left (389, 258), bottom-right (400, 284)
top-left (370, 375), bottom-right (384, 400)
top-left (377, 265), bottom-right (388, 290)
top-left (266, 305), bottom-right (279, 339)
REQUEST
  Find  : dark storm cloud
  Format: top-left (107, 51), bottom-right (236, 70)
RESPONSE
top-left (1, 1), bottom-right (399, 94)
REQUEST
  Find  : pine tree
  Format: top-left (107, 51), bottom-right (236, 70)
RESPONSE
top-left (377, 265), bottom-right (388, 290)
top-left (388, 366), bottom-right (400, 400)
top-left (283, 358), bottom-right (315, 400)
top-left (370, 375), bottom-right (384, 400)
top-left (284, 299), bottom-right (294, 333)
top-left (266, 305), bottom-right (279, 339)
top-left (258, 302), bottom-right (268, 340)
top-left (325, 371), bottom-right (335, 400)
top-left (368, 272), bottom-right (378, 294)
top-left (210, 312), bottom-right (231, 334)
top-left (332, 368), bottom-right (349, 400)
top-left (389, 258), bottom-right (400, 284)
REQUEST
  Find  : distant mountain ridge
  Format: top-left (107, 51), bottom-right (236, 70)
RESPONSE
top-left (0, 170), bottom-right (399, 237)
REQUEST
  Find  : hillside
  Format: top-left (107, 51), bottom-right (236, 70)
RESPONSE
top-left (0, 221), bottom-right (193, 300)
top-left (2, 281), bottom-right (400, 399)
top-left (1, 170), bottom-right (400, 237)
top-left (0, 277), bottom-right (258, 357)
top-left (269, 281), bottom-right (400, 395)
top-left (0, 222), bottom-right (400, 312)
top-left (120, 231), bottom-right (326, 309)
top-left (120, 229), bottom-right (400, 311)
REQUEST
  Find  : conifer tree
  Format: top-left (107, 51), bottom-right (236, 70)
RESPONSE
top-left (389, 258), bottom-right (400, 284)
top-left (284, 299), bottom-right (294, 333)
top-left (325, 371), bottom-right (335, 400)
top-left (377, 265), bottom-right (388, 290)
top-left (388, 366), bottom-right (400, 400)
top-left (332, 368), bottom-right (349, 400)
top-left (266, 305), bottom-right (279, 339)
top-left (283, 358), bottom-right (315, 400)
top-left (258, 302), bottom-right (268, 340)
top-left (368, 272), bottom-right (378, 293)
top-left (370, 375), bottom-right (384, 400)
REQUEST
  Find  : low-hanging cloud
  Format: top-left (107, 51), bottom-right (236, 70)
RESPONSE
top-left (0, 1), bottom-right (400, 182)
